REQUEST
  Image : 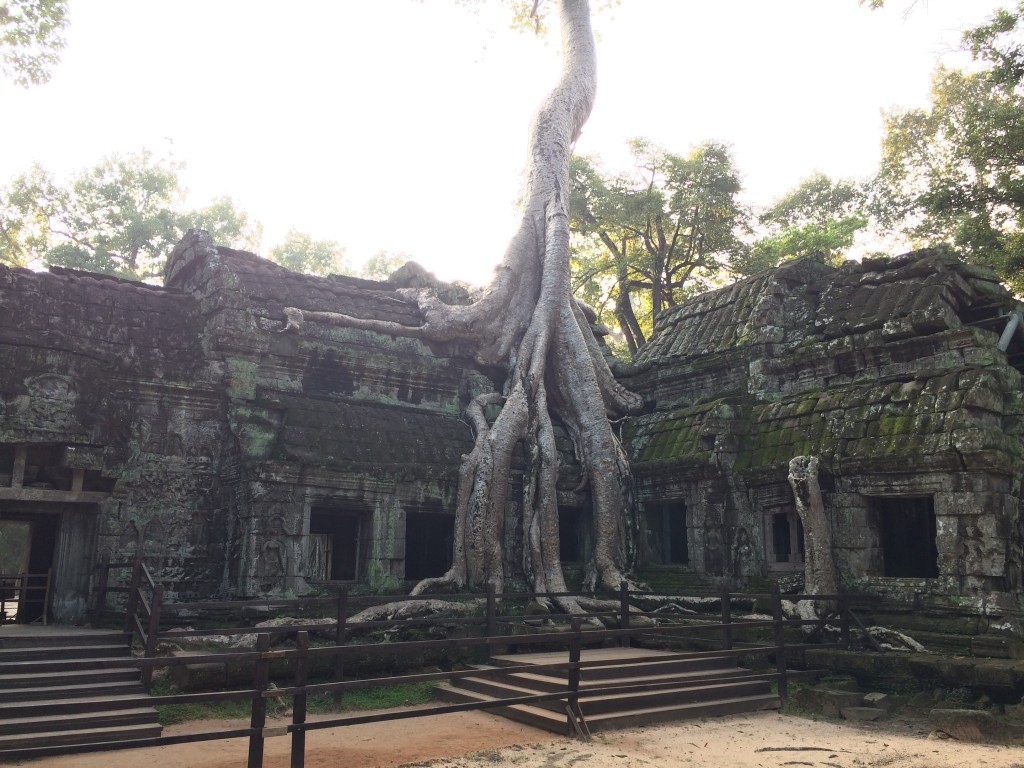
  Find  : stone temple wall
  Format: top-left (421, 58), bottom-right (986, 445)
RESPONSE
top-left (0, 231), bottom-right (590, 620)
top-left (0, 258), bottom-right (227, 619)
top-left (2, 236), bottom-right (1022, 623)
top-left (621, 250), bottom-right (1024, 615)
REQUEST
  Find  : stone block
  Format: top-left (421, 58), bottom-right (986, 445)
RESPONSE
top-left (841, 705), bottom-right (885, 721)
top-left (928, 709), bottom-right (1024, 744)
top-left (972, 635), bottom-right (1024, 660)
top-left (863, 692), bottom-right (895, 713)
top-left (172, 660), bottom-right (227, 691)
top-left (821, 690), bottom-right (866, 718)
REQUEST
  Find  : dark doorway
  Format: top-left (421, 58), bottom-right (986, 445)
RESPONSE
top-left (643, 502), bottom-right (688, 565)
top-left (0, 520), bottom-right (30, 623)
top-left (404, 513), bottom-right (454, 581)
top-left (871, 496), bottom-right (939, 578)
top-left (308, 508), bottom-right (368, 581)
top-left (0, 510), bottom-right (58, 623)
top-left (766, 508), bottom-right (805, 572)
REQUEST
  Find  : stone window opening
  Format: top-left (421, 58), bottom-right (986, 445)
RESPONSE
top-left (404, 513), bottom-right (454, 581)
top-left (765, 507), bottom-right (804, 572)
top-left (869, 496), bottom-right (939, 578)
top-left (643, 502), bottom-right (688, 565)
top-left (307, 507), bottom-right (370, 582)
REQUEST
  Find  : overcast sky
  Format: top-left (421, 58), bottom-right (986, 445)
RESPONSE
top-left (0, 0), bottom-right (1008, 284)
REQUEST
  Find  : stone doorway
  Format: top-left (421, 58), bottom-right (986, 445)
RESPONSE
top-left (308, 507), bottom-right (370, 582)
top-left (0, 502), bottom-right (98, 624)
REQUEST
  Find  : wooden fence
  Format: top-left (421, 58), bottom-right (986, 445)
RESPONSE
top-left (0, 569), bottom-right (51, 624)
top-left (75, 560), bottom-right (869, 768)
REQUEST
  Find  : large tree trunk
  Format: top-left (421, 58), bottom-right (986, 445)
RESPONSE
top-left (282, 0), bottom-right (642, 611)
top-left (788, 456), bottom-right (837, 619)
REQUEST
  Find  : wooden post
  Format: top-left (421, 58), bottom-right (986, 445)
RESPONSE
top-left (619, 581), bottom-right (630, 648)
top-left (567, 616), bottom-right (583, 737)
top-left (248, 633), bottom-right (272, 768)
top-left (838, 585), bottom-right (851, 649)
top-left (124, 551), bottom-right (143, 636)
top-left (142, 584), bottom-right (164, 690)
top-left (291, 631), bottom-right (309, 768)
top-left (486, 582), bottom-right (497, 638)
top-left (93, 555), bottom-right (109, 628)
top-left (333, 587), bottom-right (348, 706)
top-left (720, 581), bottom-right (733, 651)
top-left (771, 584), bottom-right (788, 707)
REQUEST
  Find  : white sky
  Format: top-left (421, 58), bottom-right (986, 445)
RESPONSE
top-left (0, 0), bottom-right (1008, 285)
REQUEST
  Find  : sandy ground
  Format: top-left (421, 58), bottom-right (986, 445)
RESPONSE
top-left (11, 709), bottom-right (1024, 768)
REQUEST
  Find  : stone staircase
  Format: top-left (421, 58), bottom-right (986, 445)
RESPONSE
top-left (0, 626), bottom-right (162, 758)
top-left (437, 647), bottom-right (780, 733)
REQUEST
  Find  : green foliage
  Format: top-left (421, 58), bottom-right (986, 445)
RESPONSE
top-left (150, 677), bottom-right (436, 726)
top-left (361, 249), bottom-right (410, 281)
top-left (0, 0), bottom-right (68, 87)
top-left (268, 229), bottom-right (350, 277)
top-left (0, 521), bottom-right (29, 573)
top-left (873, 2), bottom-right (1024, 292)
top-left (0, 150), bottom-right (259, 282)
top-left (570, 139), bottom-right (750, 356)
top-left (748, 173), bottom-right (867, 272)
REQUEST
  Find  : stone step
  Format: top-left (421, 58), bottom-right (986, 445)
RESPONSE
top-left (0, 655), bottom-right (139, 675)
top-left (451, 673), bottom-right (771, 716)
top-left (0, 707), bottom-right (159, 736)
top-left (474, 663), bottom-right (757, 693)
top-left (0, 643), bottom-right (130, 663)
top-left (0, 677), bottom-right (145, 702)
top-left (0, 693), bottom-right (152, 718)
top-left (0, 722), bottom-right (163, 755)
top-left (0, 668), bottom-right (141, 694)
top-left (436, 683), bottom-right (780, 733)
top-left (0, 631), bottom-right (130, 650)
top-left (489, 651), bottom-right (739, 681)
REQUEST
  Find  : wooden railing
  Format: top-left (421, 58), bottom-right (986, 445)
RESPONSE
top-left (67, 583), bottom-right (877, 767)
top-left (0, 570), bottom-right (52, 625)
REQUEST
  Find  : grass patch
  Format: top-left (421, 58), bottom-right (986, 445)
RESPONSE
top-left (314, 681), bottom-right (438, 711)
top-left (150, 678), bottom-right (438, 726)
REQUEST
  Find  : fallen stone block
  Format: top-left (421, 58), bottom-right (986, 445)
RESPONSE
top-left (928, 708), bottom-right (1024, 744)
top-left (863, 692), bottom-right (895, 713)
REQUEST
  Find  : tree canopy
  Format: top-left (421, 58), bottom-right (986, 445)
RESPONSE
top-left (748, 172), bottom-right (868, 275)
top-left (569, 139), bottom-right (750, 356)
top-left (873, 1), bottom-right (1024, 292)
top-left (0, 151), bottom-right (260, 282)
top-left (268, 229), bottom-right (349, 277)
top-left (0, 0), bottom-right (68, 86)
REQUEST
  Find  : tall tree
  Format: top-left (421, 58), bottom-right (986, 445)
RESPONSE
top-left (873, 2), bottom-right (1024, 292)
top-left (0, 0), bottom-right (68, 86)
top-left (284, 0), bottom-right (643, 610)
top-left (268, 229), bottom-right (349, 276)
top-left (362, 250), bottom-right (410, 281)
top-left (748, 172), bottom-right (867, 274)
top-left (0, 151), bottom-right (259, 281)
top-left (569, 139), bottom-right (750, 356)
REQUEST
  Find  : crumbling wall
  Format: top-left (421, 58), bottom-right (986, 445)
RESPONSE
top-left (622, 250), bottom-right (1024, 610)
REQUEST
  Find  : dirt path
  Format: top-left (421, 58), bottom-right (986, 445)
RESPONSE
top-left (10, 710), bottom-right (1024, 768)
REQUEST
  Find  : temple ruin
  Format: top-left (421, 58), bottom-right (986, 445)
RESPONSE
top-left (1, 233), bottom-right (1022, 633)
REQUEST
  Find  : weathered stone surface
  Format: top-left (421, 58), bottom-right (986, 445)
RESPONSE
top-left (0, 232), bottom-right (590, 618)
top-left (841, 706), bottom-right (885, 721)
top-left (622, 249), bottom-right (1024, 614)
top-left (863, 691), bottom-right (895, 713)
top-left (929, 708), bottom-right (1024, 743)
top-left (3, 238), bottom-right (1023, 630)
